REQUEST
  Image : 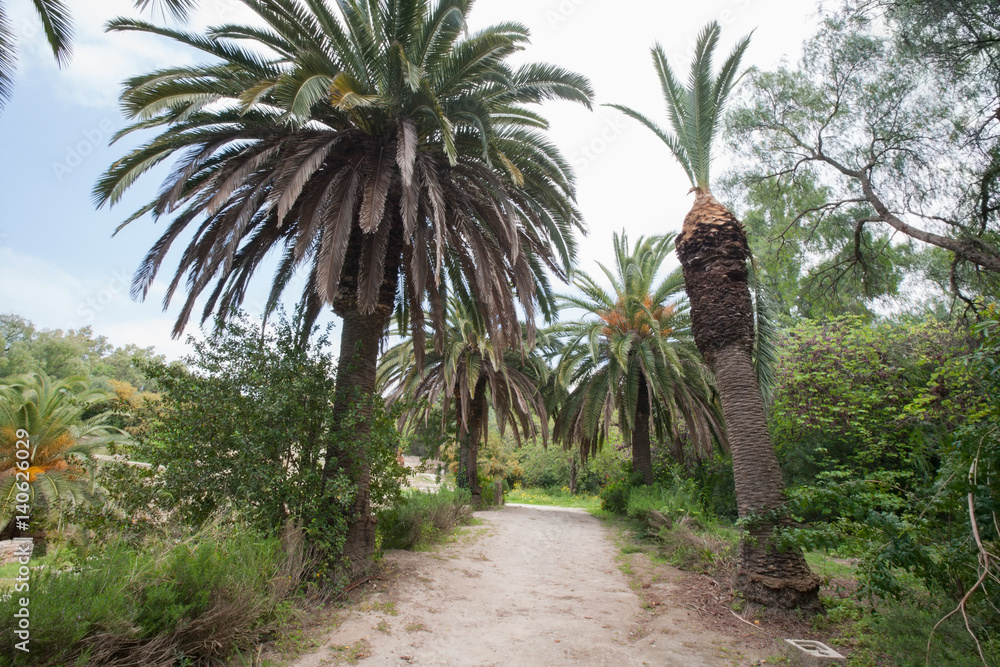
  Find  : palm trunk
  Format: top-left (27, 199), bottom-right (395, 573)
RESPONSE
top-left (676, 189), bottom-right (820, 612)
top-left (325, 219), bottom-right (404, 580)
top-left (632, 373), bottom-right (654, 485)
top-left (466, 377), bottom-right (488, 506)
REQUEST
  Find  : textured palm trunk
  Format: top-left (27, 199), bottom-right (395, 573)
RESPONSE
top-left (326, 220), bottom-right (405, 580)
top-left (327, 306), bottom-right (390, 579)
top-left (466, 377), bottom-right (488, 506)
top-left (675, 190), bottom-right (821, 611)
top-left (632, 373), bottom-right (654, 485)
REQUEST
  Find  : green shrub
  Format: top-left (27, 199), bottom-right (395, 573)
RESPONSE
top-left (378, 488), bottom-right (473, 550)
top-left (0, 520), bottom-right (311, 667)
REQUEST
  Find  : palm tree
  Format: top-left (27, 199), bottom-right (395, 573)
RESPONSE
top-left (609, 22), bottom-right (821, 610)
top-left (95, 0), bottom-right (591, 575)
top-left (378, 296), bottom-right (548, 506)
top-left (0, 0), bottom-right (196, 111)
top-left (0, 373), bottom-right (129, 539)
top-left (551, 233), bottom-right (724, 486)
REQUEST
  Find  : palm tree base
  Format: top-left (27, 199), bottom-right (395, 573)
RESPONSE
top-left (735, 529), bottom-right (822, 612)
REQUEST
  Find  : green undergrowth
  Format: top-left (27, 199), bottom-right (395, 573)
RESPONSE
top-left (505, 485), bottom-right (601, 510)
top-left (377, 487), bottom-right (474, 550)
top-left (0, 520), bottom-right (314, 667)
top-left (835, 596), bottom-right (1000, 666)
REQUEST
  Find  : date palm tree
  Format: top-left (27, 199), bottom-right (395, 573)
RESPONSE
top-left (0, 0), bottom-right (196, 110)
top-left (609, 22), bottom-right (821, 610)
top-left (0, 373), bottom-right (129, 539)
top-left (96, 0), bottom-right (591, 575)
top-left (378, 296), bottom-right (548, 505)
top-left (551, 233), bottom-right (724, 485)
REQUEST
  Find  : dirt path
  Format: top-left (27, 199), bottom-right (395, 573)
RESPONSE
top-left (290, 504), bottom-right (776, 666)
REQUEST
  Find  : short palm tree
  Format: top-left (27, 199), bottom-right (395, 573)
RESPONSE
top-left (96, 0), bottom-right (591, 574)
top-left (0, 373), bottom-right (129, 538)
top-left (609, 22), bottom-right (821, 610)
top-left (378, 296), bottom-right (548, 505)
top-left (551, 232), bottom-right (723, 486)
top-left (0, 0), bottom-right (196, 110)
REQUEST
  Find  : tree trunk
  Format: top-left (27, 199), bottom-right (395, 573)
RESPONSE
top-left (569, 455), bottom-right (578, 494)
top-left (325, 305), bottom-right (392, 580)
top-left (324, 219), bottom-right (405, 580)
top-left (632, 373), bottom-right (654, 486)
top-left (466, 378), bottom-right (488, 506)
top-left (676, 189), bottom-right (821, 612)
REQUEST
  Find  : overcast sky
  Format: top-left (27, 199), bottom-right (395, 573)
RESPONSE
top-left (0, 0), bottom-right (822, 360)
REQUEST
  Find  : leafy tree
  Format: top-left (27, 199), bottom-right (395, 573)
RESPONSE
top-left (0, 313), bottom-right (164, 389)
top-left (0, 373), bottom-right (129, 539)
top-left (610, 22), bottom-right (821, 610)
top-left (378, 296), bottom-right (548, 505)
top-left (723, 172), bottom-right (917, 320)
top-left (770, 316), bottom-right (982, 487)
top-left (551, 233), bottom-right (723, 486)
top-left (96, 0), bottom-right (591, 575)
top-left (135, 312), bottom-right (405, 577)
top-left (727, 11), bottom-right (1000, 312)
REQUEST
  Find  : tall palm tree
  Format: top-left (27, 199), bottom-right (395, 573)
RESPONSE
top-left (95, 0), bottom-right (591, 575)
top-left (609, 22), bottom-right (821, 610)
top-left (0, 0), bottom-right (196, 111)
top-left (552, 233), bottom-right (724, 486)
top-left (0, 373), bottom-right (129, 538)
top-left (378, 296), bottom-right (548, 505)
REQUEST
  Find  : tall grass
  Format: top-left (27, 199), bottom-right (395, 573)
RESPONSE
top-left (378, 488), bottom-right (473, 550)
top-left (0, 520), bottom-right (313, 667)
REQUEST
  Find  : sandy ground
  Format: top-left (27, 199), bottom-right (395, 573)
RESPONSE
top-left (288, 503), bottom-right (780, 667)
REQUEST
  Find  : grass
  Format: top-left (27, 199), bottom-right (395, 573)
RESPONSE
top-left (0, 520), bottom-right (313, 667)
top-left (378, 487), bottom-right (474, 550)
top-left (506, 485), bottom-right (601, 510)
top-left (0, 552), bottom-right (61, 589)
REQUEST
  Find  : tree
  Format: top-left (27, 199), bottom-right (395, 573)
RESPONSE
top-left (551, 233), bottom-right (724, 486)
top-left (610, 23), bottom-right (821, 610)
top-left (0, 0), bottom-right (196, 111)
top-left (0, 373), bottom-right (128, 539)
top-left (726, 11), bottom-right (1000, 313)
top-left (378, 296), bottom-right (548, 505)
top-left (96, 0), bottom-right (591, 576)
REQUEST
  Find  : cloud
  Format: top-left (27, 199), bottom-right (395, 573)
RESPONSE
top-left (0, 245), bottom-right (195, 359)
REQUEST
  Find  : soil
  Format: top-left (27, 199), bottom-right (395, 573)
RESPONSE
top-left (285, 503), bottom-right (829, 667)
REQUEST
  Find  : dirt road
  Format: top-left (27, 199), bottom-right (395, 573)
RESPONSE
top-left (291, 504), bottom-right (774, 666)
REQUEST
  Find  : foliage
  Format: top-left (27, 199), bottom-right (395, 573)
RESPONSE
top-left (843, 596), bottom-right (1000, 667)
top-left (607, 21), bottom-right (751, 191)
top-left (0, 314), bottom-right (165, 390)
top-left (551, 233), bottom-right (723, 467)
top-left (0, 372), bottom-right (131, 536)
top-left (126, 312), bottom-right (404, 572)
top-left (727, 9), bottom-right (1000, 307)
top-left (771, 309), bottom-right (1000, 654)
top-left (0, 519), bottom-right (311, 667)
top-left (770, 316), bottom-right (981, 486)
top-left (96, 0), bottom-right (592, 348)
top-left (505, 486), bottom-right (600, 511)
top-left (377, 487), bottom-right (472, 551)
top-left (379, 297), bottom-right (549, 495)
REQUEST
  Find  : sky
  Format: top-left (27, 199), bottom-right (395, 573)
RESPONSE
top-left (0, 0), bottom-right (822, 360)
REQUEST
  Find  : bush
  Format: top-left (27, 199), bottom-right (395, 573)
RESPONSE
top-left (102, 311), bottom-right (405, 576)
top-left (0, 520), bottom-right (311, 667)
top-left (378, 488), bottom-right (473, 550)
